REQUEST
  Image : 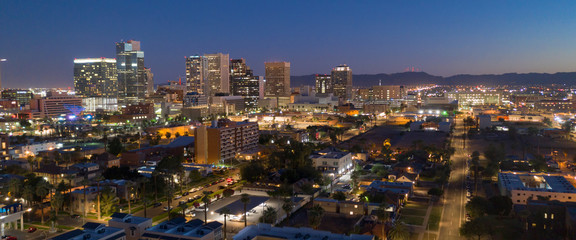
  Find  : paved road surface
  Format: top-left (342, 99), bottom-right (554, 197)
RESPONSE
top-left (438, 118), bottom-right (468, 240)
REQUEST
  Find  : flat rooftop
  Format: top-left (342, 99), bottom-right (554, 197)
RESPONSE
top-left (499, 173), bottom-right (576, 193)
top-left (233, 223), bottom-right (373, 240)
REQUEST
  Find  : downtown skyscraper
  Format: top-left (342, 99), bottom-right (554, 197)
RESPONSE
top-left (116, 40), bottom-right (150, 106)
top-left (185, 53), bottom-right (229, 96)
top-left (73, 58), bottom-right (117, 98)
top-left (331, 64), bottom-right (353, 100)
top-left (230, 59), bottom-right (260, 110)
top-left (315, 74), bottom-right (332, 95)
top-left (264, 62), bottom-right (291, 98)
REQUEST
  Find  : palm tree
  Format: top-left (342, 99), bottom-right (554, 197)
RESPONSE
top-left (23, 184), bottom-right (35, 221)
top-left (178, 201), bottom-right (188, 217)
top-left (64, 175), bottom-right (75, 215)
top-left (95, 176), bottom-right (105, 220)
top-left (388, 222), bottom-right (410, 240)
top-left (126, 181), bottom-right (134, 214)
top-left (219, 207), bottom-right (231, 239)
top-left (308, 204), bottom-right (324, 229)
top-left (35, 180), bottom-right (51, 224)
top-left (51, 191), bottom-right (64, 225)
top-left (282, 198), bottom-right (294, 222)
top-left (80, 179), bottom-right (90, 223)
top-left (260, 206), bottom-right (278, 225)
top-left (138, 177), bottom-right (150, 218)
top-left (152, 171), bottom-right (159, 203)
top-left (240, 193), bottom-right (251, 227)
top-left (376, 203), bottom-right (391, 239)
top-left (201, 193), bottom-right (212, 224)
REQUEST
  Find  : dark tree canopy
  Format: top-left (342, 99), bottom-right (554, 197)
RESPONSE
top-left (102, 166), bottom-right (142, 180)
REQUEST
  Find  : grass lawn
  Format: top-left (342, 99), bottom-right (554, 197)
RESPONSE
top-left (404, 202), bottom-right (428, 211)
top-left (428, 206), bottom-right (443, 231)
top-left (401, 208), bottom-right (427, 216)
top-left (399, 215), bottom-right (425, 226)
top-left (422, 232), bottom-right (438, 240)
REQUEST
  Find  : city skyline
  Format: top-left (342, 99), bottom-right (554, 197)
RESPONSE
top-left (2, 1), bottom-right (576, 88)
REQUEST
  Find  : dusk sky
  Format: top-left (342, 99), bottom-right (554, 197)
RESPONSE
top-left (1, 0), bottom-right (576, 88)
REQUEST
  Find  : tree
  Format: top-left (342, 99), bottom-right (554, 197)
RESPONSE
top-left (282, 198), bottom-right (294, 222)
top-left (332, 191), bottom-right (346, 201)
top-left (100, 187), bottom-right (119, 216)
top-left (19, 119), bottom-right (32, 129)
top-left (388, 222), bottom-right (410, 240)
top-left (240, 161), bottom-right (266, 183)
top-left (201, 193), bottom-right (212, 225)
top-left (223, 188), bottom-right (235, 198)
top-left (165, 132), bottom-right (171, 139)
top-left (427, 188), bottom-right (444, 202)
top-left (308, 204), bottom-right (325, 229)
top-left (108, 138), bottom-right (123, 156)
top-left (488, 196), bottom-right (512, 216)
top-left (35, 179), bottom-right (51, 224)
top-left (260, 206), bottom-right (278, 224)
top-left (241, 193), bottom-right (251, 227)
top-left (376, 203), bottom-right (391, 239)
top-left (126, 181), bottom-right (135, 214)
top-left (137, 177), bottom-right (150, 218)
top-left (51, 191), bottom-right (64, 225)
top-left (188, 169), bottom-right (202, 183)
top-left (8, 178), bottom-right (23, 199)
top-left (219, 207), bottom-right (231, 240)
top-left (460, 216), bottom-right (492, 240)
top-left (466, 196), bottom-right (492, 219)
top-left (23, 184), bottom-right (34, 221)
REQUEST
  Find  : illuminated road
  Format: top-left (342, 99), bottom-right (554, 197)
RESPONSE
top-left (438, 118), bottom-right (468, 240)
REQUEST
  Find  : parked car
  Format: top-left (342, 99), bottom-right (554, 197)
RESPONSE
top-left (179, 200), bottom-right (187, 205)
top-left (183, 192), bottom-right (189, 196)
top-left (27, 227), bottom-right (37, 233)
top-left (153, 203), bottom-right (162, 207)
top-left (71, 214), bottom-right (81, 219)
top-left (174, 195), bottom-right (182, 200)
top-left (195, 205), bottom-right (209, 212)
top-left (163, 206), bottom-right (171, 212)
top-left (229, 214), bottom-right (244, 222)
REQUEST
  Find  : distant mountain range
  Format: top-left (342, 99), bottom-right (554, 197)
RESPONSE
top-left (290, 72), bottom-right (576, 87)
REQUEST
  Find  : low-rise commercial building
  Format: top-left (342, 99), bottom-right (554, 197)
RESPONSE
top-left (310, 150), bottom-right (352, 175)
top-left (50, 222), bottom-right (126, 240)
top-left (142, 218), bottom-right (222, 240)
top-left (108, 213), bottom-right (152, 240)
top-left (498, 172), bottom-right (576, 205)
top-left (234, 223), bottom-right (374, 240)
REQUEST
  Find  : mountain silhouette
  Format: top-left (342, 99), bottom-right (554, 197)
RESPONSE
top-left (290, 72), bottom-right (576, 87)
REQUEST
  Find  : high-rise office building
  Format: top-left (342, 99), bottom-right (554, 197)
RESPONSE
top-left (185, 53), bottom-right (229, 96)
top-left (116, 40), bottom-right (148, 106)
top-left (185, 55), bottom-right (208, 95)
top-left (315, 74), bottom-right (332, 95)
top-left (230, 59), bottom-right (260, 110)
top-left (264, 62), bottom-right (291, 97)
top-left (144, 68), bottom-right (154, 96)
top-left (73, 58), bottom-right (117, 98)
top-left (331, 64), bottom-right (353, 100)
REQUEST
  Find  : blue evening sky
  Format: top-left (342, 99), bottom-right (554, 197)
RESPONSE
top-left (1, 0), bottom-right (576, 88)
